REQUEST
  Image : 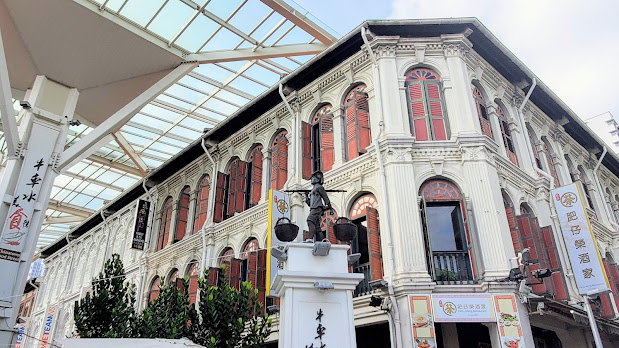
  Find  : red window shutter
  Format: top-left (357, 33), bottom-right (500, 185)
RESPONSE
top-left (230, 258), bottom-right (243, 290)
top-left (408, 82), bottom-right (429, 141)
top-left (540, 226), bottom-right (568, 301)
top-left (246, 249), bottom-right (257, 287)
top-left (544, 146), bottom-right (560, 187)
top-left (505, 206), bottom-right (522, 253)
top-left (366, 207), bottom-right (383, 281)
top-left (320, 114), bottom-right (334, 172)
top-left (194, 176), bottom-right (210, 233)
top-left (459, 195), bottom-right (477, 279)
top-left (235, 160), bottom-right (248, 213)
top-left (271, 132), bottom-right (288, 190)
top-left (158, 198), bottom-right (173, 250)
top-left (600, 260), bottom-right (614, 317)
top-left (188, 263), bottom-right (199, 305)
top-left (207, 267), bottom-right (220, 286)
top-left (227, 160), bottom-right (238, 217)
top-left (516, 215), bottom-right (547, 294)
top-left (345, 104), bottom-right (358, 160)
top-left (250, 149), bottom-right (262, 206)
top-left (149, 277), bottom-right (161, 303)
top-left (175, 188), bottom-right (190, 241)
top-left (302, 121), bottom-right (312, 179)
top-left (426, 82), bottom-right (447, 140)
top-left (213, 172), bottom-right (227, 223)
top-left (355, 91), bottom-right (371, 155)
top-left (257, 249), bottom-right (267, 307)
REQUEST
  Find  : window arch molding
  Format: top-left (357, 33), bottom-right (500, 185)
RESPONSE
top-left (175, 185), bottom-right (191, 242)
top-left (347, 192), bottom-right (378, 220)
top-left (338, 81), bottom-right (371, 106)
top-left (471, 81), bottom-right (493, 138)
top-left (269, 128), bottom-right (289, 191)
top-left (166, 268), bottom-right (179, 285)
top-left (156, 196), bottom-right (174, 251)
top-left (397, 61), bottom-right (448, 80)
top-left (540, 136), bottom-right (561, 187)
top-left (148, 276), bottom-right (161, 303)
top-left (341, 83), bottom-right (372, 161)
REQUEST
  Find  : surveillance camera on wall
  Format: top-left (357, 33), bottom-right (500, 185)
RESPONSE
top-left (19, 101), bottom-right (31, 109)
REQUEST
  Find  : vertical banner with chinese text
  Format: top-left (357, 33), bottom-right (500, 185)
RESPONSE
top-left (266, 189), bottom-right (290, 296)
top-left (552, 183), bottom-right (610, 294)
top-left (493, 294), bottom-right (526, 348)
top-left (131, 199), bottom-right (150, 250)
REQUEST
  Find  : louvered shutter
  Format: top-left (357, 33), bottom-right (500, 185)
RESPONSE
top-left (194, 177), bottom-right (209, 233)
top-left (302, 121), bottom-right (312, 179)
top-left (355, 91), bottom-right (371, 154)
top-left (250, 150), bottom-right (262, 206)
top-left (188, 263), bottom-right (199, 305)
top-left (345, 102), bottom-right (358, 160)
top-left (460, 195), bottom-right (477, 280)
top-left (175, 278), bottom-right (185, 295)
top-left (516, 215), bottom-right (547, 294)
top-left (235, 160), bottom-right (248, 213)
top-left (271, 133), bottom-right (288, 190)
top-left (247, 248), bottom-right (258, 287)
top-left (213, 172), bottom-right (227, 223)
top-left (544, 149), bottom-right (560, 187)
top-left (408, 82), bottom-right (429, 141)
top-left (320, 114), bottom-right (334, 172)
top-left (227, 162), bottom-right (238, 217)
top-left (601, 260), bottom-right (615, 317)
top-left (420, 197), bottom-right (434, 280)
top-left (257, 249), bottom-right (267, 307)
top-left (175, 189), bottom-right (190, 241)
top-left (161, 200), bottom-right (172, 249)
top-left (207, 267), bottom-right (220, 286)
top-left (540, 226), bottom-right (568, 300)
top-left (366, 207), bottom-right (383, 281)
top-left (426, 81), bottom-right (447, 140)
top-left (230, 258), bottom-right (243, 290)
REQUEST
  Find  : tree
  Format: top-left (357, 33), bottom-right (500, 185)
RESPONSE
top-left (74, 253), bottom-right (138, 338)
top-left (140, 278), bottom-right (196, 339)
top-left (191, 265), bottom-right (272, 348)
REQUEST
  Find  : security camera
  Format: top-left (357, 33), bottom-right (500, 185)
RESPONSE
top-left (19, 101), bottom-right (31, 109)
top-left (271, 248), bottom-right (288, 262)
top-left (314, 281), bottom-right (334, 290)
top-left (532, 269), bottom-right (552, 279)
top-left (348, 253), bottom-right (361, 265)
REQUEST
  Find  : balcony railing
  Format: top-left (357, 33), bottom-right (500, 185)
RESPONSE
top-left (432, 251), bottom-right (475, 285)
top-left (353, 263), bottom-right (371, 297)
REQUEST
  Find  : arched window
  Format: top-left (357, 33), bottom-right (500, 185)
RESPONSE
top-left (246, 145), bottom-right (263, 209)
top-left (605, 188), bottom-right (617, 224)
top-left (302, 105), bottom-right (334, 178)
top-left (219, 248), bottom-right (235, 268)
top-left (343, 84), bottom-right (371, 160)
top-left (348, 194), bottom-right (382, 285)
top-left (473, 86), bottom-right (492, 138)
top-left (213, 158), bottom-right (248, 222)
top-left (541, 138), bottom-right (560, 187)
top-left (405, 68), bottom-right (447, 141)
top-left (320, 209), bottom-right (338, 245)
top-left (193, 175), bottom-right (210, 234)
top-left (270, 130), bottom-right (288, 190)
top-left (578, 166), bottom-right (595, 212)
top-left (496, 104), bottom-right (517, 165)
top-left (157, 197), bottom-right (173, 251)
top-left (148, 276), bottom-right (161, 303)
top-left (187, 262), bottom-right (199, 305)
top-left (241, 238), bottom-right (260, 284)
top-left (168, 269), bottom-right (179, 285)
top-left (527, 126), bottom-right (543, 170)
top-left (175, 186), bottom-right (191, 242)
top-left (420, 179), bottom-right (475, 284)
top-left (219, 248), bottom-right (241, 289)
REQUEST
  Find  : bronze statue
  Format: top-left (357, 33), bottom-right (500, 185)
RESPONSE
top-left (305, 171), bottom-right (331, 242)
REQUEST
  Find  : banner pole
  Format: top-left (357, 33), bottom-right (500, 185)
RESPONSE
top-left (583, 295), bottom-right (604, 348)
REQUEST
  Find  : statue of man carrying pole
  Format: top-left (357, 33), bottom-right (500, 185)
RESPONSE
top-left (305, 171), bottom-right (331, 242)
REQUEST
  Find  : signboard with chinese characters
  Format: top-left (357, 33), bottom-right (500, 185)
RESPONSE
top-left (552, 183), bottom-right (610, 294)
top-left (431, 294), bottom-right (495, 322)
top-left (266, 189), bottom-right (290, 296)
top-left (0, 123), bottom-right (58, 260)
top-left (131, 199), bottom-right (150, 250)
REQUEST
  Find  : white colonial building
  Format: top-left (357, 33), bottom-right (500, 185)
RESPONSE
top-left (24, 19), bottom-right (619, 348)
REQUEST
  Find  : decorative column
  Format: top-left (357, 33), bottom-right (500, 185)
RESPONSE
top-left (487, 104), bottom-right (506, 156)
top-left (272, 243), bottom-right (363, 348)
top-left (186, 189), bottom-right (198, 236)
top-left (506, 103), bottom-right (534, 174)
top-left (442, 35), bottom-right (478, 136)
top-left (460, 143), bottom-right (514, 279)
top-left (167, 199), bottom-right (180, 244)
top-left (152, 212), bottom-right (163, 251)
top-left (381, 145), bottom-right (432, 284)
top-left (332, 107), bottom-right (344, 167)
top-left (260, 147), bottom-right (270, 203)
top-left (374, 43), bottom-right (408, 137)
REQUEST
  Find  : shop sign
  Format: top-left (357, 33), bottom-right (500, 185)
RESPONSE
top-left (409, 295), bottom-right (436, 348)
top-left (28, 258), bottom-right (45, 280)
top-left (40, 306), bottom-right (55, 348)
top-left (131, 199), bottom-right (151, 250)
top-left (266, 189), bottom-right (290, 296)
top-left (552, 183), bottom-right (610, 294)
top-left (493, 294), bottom-right (525, 348)
top-left (431, 294), bottom-right (495, 322)
top-left (14, 318), bottom-right (27, 348)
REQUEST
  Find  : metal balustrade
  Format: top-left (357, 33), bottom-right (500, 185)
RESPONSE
top-left (432, 251), bottom-right (476, 285)
top-left (353, 263), bottom-right (372, 297)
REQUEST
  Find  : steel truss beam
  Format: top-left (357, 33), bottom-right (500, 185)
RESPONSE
top-left (259, 0), bottom-right (337, 45)
top-left (0, 27), bottom-right (18, 156)
top-left (186, 43), bottom-right (326, 64)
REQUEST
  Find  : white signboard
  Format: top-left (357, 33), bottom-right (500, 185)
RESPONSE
top-left (0, 123), bottom-right (58, 259)
top-left (552, 183), bottom-right (610, 294)
top-left (28, 258), bottom-right (45, 280)
top-left (266, 189), bottom-right (290, 296)
top-left (431, 294), bottom-right (495, 322)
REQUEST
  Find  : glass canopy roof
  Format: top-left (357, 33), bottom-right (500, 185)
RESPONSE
top-left (0, 0), bottom-right (339, 250)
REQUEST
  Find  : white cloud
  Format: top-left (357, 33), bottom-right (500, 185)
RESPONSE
top-left (389, 0), bottom-right (619, 120)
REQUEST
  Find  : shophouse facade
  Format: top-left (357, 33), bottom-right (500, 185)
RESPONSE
top-left (25, 19), bottom-right (619, 348)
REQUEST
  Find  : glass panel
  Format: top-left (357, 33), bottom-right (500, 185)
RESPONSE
top-left (426, 203), bottom-right (465, 251)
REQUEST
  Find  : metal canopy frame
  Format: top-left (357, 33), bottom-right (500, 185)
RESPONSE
top-left (0, 0), bottom-right (338, 249)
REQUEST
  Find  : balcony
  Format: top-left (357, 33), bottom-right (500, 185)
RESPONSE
top-left (431, 251), bottom-right (476, 285)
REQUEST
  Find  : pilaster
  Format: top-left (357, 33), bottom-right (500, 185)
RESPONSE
top-left (186, 189), bottom-right (198, 236)
top-left (167, 200), bottom-right (180, 244)
top-left (442, 36), bottom-right (478, 136)
top-left (374, 43), bottom-right (407, 137)
top-left (260, 147), bottom-right (270, 202)
top-left (487, 104), bottom-right (506, 156)
top-left (460, 140), bottom-right (514, 279)
top-left (332, 107), bottom-right (345, 167)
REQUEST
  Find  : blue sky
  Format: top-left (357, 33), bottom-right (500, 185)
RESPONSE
top-left (295, 0), bottom-right (619, 123)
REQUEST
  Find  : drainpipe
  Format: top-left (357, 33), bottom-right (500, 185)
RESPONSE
top-left (201, 137), bottom-right (217, 272)
top-left (362, 25), bottom-right (402, 348)
top-left (279, 83), bottom-right (297, 189)
top-left (517, 78), bottom-right (581, 299)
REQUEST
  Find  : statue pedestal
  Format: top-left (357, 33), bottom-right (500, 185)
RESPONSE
top-left (272, 243), bottom-right (364, 348)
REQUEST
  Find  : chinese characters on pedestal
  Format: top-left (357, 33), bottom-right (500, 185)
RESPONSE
top-left (306, 308), bottom-right (326, 348)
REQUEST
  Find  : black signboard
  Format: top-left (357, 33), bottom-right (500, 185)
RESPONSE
top-left (131, 199), bottom-right (150, 250)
